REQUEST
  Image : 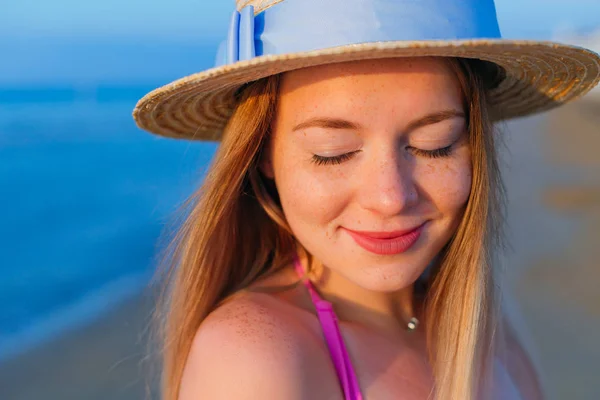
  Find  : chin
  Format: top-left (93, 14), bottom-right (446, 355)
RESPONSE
top-left (348, 257), bottom-right (428, 293)
top-left (334, 233), bottom-right (434, 292)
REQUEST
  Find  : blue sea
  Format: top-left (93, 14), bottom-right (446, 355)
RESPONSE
top-left (0, 85), bottom-right (218, 361)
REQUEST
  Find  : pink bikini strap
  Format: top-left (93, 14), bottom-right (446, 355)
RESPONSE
top-left (293, 254), bottom-right (363, 400)
top-left (293, 257), bottom-right (323, 305)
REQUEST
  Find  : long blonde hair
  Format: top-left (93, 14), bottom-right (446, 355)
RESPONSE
top-left (155, 57), bottom-right (506, 400)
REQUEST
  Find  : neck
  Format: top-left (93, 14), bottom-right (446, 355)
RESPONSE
top-left (305, 256), bottom-right (424, 335)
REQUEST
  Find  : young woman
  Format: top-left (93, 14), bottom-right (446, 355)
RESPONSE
top-left (133, 1), bottom-right (600, 399)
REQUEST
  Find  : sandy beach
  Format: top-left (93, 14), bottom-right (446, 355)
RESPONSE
top-left (0, 291), bottom-right (159, 400)
top-left (1, 97), bottom-right (598, 400)
top-left (501, 97), bottom-right (600, 400)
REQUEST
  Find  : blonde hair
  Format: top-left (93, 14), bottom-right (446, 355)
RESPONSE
top-left (155, 57), bottom-right (506, 400)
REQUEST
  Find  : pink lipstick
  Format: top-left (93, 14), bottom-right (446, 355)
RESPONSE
top-left (344, 224), bottom-right (424, 255)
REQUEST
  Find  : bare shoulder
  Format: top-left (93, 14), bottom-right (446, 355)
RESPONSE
top-left (179, 291), bottom-right (339, 400)
top-left (499, 320), bottom-right (545, 400)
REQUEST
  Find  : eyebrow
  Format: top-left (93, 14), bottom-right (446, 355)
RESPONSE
top-left (292, 117), bottom-right (361, 132)
top-left (291, 109), bottom-right (465, 133)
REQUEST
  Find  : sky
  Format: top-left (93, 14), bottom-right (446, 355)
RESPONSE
top-left (1, 0), bottom-right (599, 85)
top-left (3, 0), bottom-right (600, 40)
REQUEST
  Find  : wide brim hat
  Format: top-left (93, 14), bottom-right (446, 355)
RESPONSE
top-left (133, 0), bottom-right (600, 140)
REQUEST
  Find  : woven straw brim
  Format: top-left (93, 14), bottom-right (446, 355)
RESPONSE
top-left (133, 39), bottom-right (600, 140)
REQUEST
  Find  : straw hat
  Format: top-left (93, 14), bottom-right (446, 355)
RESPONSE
top-left (133, 0), bottom-right (600, 140)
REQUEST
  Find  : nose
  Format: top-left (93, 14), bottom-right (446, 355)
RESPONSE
top-left (357, 148), bottom-right (418, 216)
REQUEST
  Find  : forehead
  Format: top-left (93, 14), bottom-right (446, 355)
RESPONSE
top-left (277, 57), bottom-right (463, 126)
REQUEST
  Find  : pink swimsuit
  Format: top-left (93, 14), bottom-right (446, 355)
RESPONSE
top-left (293, 255), bottom-right (523, 400)
top-left (293, 255), bottom-right (363, 400)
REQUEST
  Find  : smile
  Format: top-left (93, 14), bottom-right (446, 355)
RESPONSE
top-left (343, 223), bottom-right (425, 255)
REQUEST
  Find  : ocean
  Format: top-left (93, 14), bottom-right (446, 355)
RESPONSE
top-left (0, 86), bottom-right (218, 361)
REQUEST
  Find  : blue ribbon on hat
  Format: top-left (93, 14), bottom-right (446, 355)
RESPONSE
top-left (224, 5), bottom-right (256, 64)
top-left (215, 0), bottom-right (502, 67)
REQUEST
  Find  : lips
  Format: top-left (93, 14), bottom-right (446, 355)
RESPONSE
top-left (343, 223), bottom-right (425, 255)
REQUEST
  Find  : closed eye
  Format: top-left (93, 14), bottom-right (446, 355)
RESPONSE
top-left (408, 144), bottom-right (453, 159)
top-left (311, 150), bottom-right (361, 166)
top-left (311, 144), bottom-right (453, 166)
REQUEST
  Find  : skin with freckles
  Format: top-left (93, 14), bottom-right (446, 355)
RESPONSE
top-left (261, 57), bottom-right (472, 325)
top-left (179, 57), bottom-right (543, 400)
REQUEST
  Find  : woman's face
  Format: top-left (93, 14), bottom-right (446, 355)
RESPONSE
top-left (264, 57), bottom-right (472, 292)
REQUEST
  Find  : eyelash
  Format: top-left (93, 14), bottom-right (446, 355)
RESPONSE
top-left (409, 144), bottom-right (453, 159)
top-left (311, 145), bottom-right (453, 166)
top-left (312, 151), bottom-right (360, 166)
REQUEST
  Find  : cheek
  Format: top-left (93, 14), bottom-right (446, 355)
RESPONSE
top-left (273, 149), bottom-right (349, 232)
top-left (418, 156), bottom-right (472, 213)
